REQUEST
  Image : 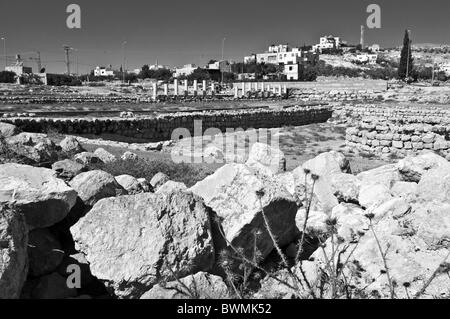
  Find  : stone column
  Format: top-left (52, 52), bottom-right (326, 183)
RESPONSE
top-left (261, 82), bottom-right (265, 92)
top-left (184, 80), bottom-right (188, 92)
top-left (283, 84), bottom-right (287, 94)
top-left (152, 83), bottom-right (157, 100)
top-left (163, 84), bottom-right (168, 96)
top-left (173, 79), bottom-right (179, 96)
top-left (278, 84), bottom-right (282, 95)
top-left (242, 82), bottom-right (246, 95)
top-left (210, 82), bottom-right (215, 96)
top-left (193, 80), bottom-right (198, 96)
top-left (234, 85), bottom-right (239, 98)
top-left (202, 80), bottom-right (207, 93)
top-left (254, 82), bottom-right (259, 91)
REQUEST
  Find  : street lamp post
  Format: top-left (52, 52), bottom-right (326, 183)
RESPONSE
top-left (122, 41), bottom-right (127, 84)
top-left (1, 37), bottom-right (6, 69)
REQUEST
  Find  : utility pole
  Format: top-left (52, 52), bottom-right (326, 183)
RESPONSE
top-left (36, 51), bottom-right (42, 72)
top-left (29, 51), bottom-right (42, 73)
top-left (122, 41), bottom-right (127, 84)
top-left (1, 37), bottom-right (6, 69)
top-left (63, 45), bottom-right (73, 75)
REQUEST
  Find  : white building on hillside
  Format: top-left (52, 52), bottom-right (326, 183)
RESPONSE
top-left (244, 44), bottom-right (317, 66)
top-left (368, 44), bottom-right (381, 53)
top-left (94, 66), bottom-right (114, 77)
top-left (283, 63), bottom-right (300, 80)
top-left (174, 64), bottom-right (197, 78)
top-left (149, 64), bottom-right (169, 70)
top-left (208, 60), bottom-right (231, 73)
top-left (312, 35), bottom-right (341, 52)
top-left (353, 53), bottom-right (378, 65)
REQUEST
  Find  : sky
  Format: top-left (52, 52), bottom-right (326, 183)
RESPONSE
top-left (0, 0), bottom-right (449, 74)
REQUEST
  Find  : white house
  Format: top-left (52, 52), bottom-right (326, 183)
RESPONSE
top-left (94, 66), bottom-right (114, 77)
top-left (208, 60), bottom-right (231, 73)
top-left (368, 44), bottom-right (381, 53)
top-left (250, 44), bottom-right (314, 65)
top-left (353, 53), bottom-right (378, 65)
top-left (244, 54), bottom-right (256, 63)
top-left (283, 63), bottom-right (300, 80)
top-left (312, 35), bottom-right (341, 52)
top-left (149, 64), bottom-right (169, 70)
top-left (174, 64), bottom-right (197, 78)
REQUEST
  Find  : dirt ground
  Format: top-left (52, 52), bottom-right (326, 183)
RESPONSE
top-left (80, 122), bottom-right (390, 175)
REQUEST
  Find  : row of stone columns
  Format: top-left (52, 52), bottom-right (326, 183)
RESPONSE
top-left (151, 81), bottom-right (287, 99)
top-left (152, 80), bottom-right (214, 99)
top-left (234, 83), bottom-right (287, 98)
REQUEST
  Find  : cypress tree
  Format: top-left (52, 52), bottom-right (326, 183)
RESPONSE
top-left (398, 29), bottom-right (414, 79)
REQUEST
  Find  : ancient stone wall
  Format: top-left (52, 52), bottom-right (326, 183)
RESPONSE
top-left (4, 105), bottom-right (332, 143)
top-left (342, 104), bottom-right (450, 158)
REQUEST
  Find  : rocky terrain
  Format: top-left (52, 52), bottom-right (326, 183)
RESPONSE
top-left (0, 121), bottom-right (448, 299)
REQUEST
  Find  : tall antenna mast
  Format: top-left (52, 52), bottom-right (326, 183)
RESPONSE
top-left (63, 45), bottom-right (73, 75)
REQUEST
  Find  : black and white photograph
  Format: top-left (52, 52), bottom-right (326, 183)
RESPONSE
top-left (0, 0), bottom-right (449, 307)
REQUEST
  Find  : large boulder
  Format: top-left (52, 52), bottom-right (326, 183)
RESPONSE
top-left (358, 183), bottom-right (393, 209)
top-left (0, 164), bottom-right (77, 229)
top-left (291, 167), bottom-right (339, 215)
top-left (391, 181), bottom-right (418, 202)
top-left (301, 151), bottom-right (351, 177)
top-left (246, 142), bottom-right (286, 175)
top-left (52, 159), bottom-right (87, 181)
top-left (0, 204), bottom-right (28, 299)
top-left (74, 152), bottom-right (103, 165)
top-left (140, 272), bottom-right (230, 299)
top-left (406, 202), bottom-right (450, 250)
top-left (311, 214), bottom-right (450, 298)
top-left (365, 197), bottom-right (411, 223)
top-left (28, 228), bottom-right (65, 277)
top-left (115, 174), bottom-right (143, 194)
top-left (357, 164), bottom-right (402, 189)
top-left (397, 152), bottom-right (449, 183)
top-left (331, 203), bottom-right (368, 242)
top-left (417, 163), bottom-right (450, 204)
top-left (296, 203), bottom-right (367, 242)
top-left (329, 173), bottom-right (361, 203)
top-left (6, 133), bottom-right (59, 164)
top-left (69, 170), bottom-right (127, 206)
top-left (150, 172), bottom-right (170, 191)
top-left (190, 163), bottom-right (298, 261)
top-left (93, 148), bottom-right (117, 163)
top-left (289, 152), bottom-right (349, 214)
top-left (155, 181), bottom-right (187, 194)
top-left (70, 191), bottom-right (215, 299)
top-left (59, 136), bottom-right (85, 155)
top-left (0, 122), bottom-right (20, 138)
